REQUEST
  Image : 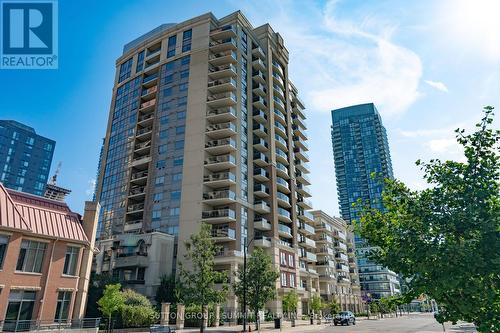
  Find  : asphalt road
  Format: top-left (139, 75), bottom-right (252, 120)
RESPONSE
top-left (317, 313), bottom-right (476, 333)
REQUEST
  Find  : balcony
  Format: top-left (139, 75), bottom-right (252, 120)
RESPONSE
top-left (141, 85), bottom-right (157, 100)
top-left (210, 25), bottom-right (237, 40)
top-left (206, 106), bottom-right (237, 123)
top-left (252, 96), bottom-right (268, 110)
top-left (298, 222), bottom-right (315, 236)
top-left (293, 124), bottom-right (307, 140)
top-left (316, 246), bottom-right (334, 256)
top-left (335, 253), bottom-right (349, 262)
top-left (292, 114), bottom-right (306, 129)
top-left (333, 230), bottom-right (347, 241)
top-left (136, 126), bottom-right (153, 139)
top-left (275, 123), bottom-right (287, 140)
top-left (211, 227), bottom-right (236, 242)
top-left (297, 196), bottom-right (313, 210)
top-left (204, 154), bottom-right (236, 171)
top-left (143, 72), bottom-right (158, 87)
top-left (253, 137), bottom-right (268, 152)
top-left (273, 84), bottom-right (285, 100)
top-left (296, 171), bottom-right (311, 185)
top-left (295, 159), bottom-right (308, 174)
top-left (252, 46), bottom-right (266, 59)
top-left (274, 110), bottom-right (287, 128)
top-left (316, 260), bottom-right (335, 268)
top-left (129, 186), bottom-right (146, 198)
top-left (134, 140), bottom-right (151, 155)
top-left (300, 237), bottom-right (316, 249)
top-left (207, 91), bottom-right (237, 108)
top-left (139, 98), bottom-right (157, 114)
top-left (252, 109), bottom-right (267, 123)
top-left (208, 63), bottom-right (237, 80)
top-left (272, 60), bottom-right (284, 76)
top-left (337, 264), bottom-right (349, 273)
top-left (254, 216), bottom-right (272, 230)
top-left (275, 148), bottom-right (289, 165)
top-left (202, 189), bottom-right (236, 205)
top-left (206, 122), bottom-right (237, 139)
top-left (252, 57), bottom-right (266, 72)
top-left (252, 70), bottom-right (266, 85)
top-left (304, 251), bottom-right (317, 262)
top-left (276, 192), bottom-right (291, 208)
top-left (276, 177), bottom-right (290, 194)
top-left (253, 168), bottom-right (269, 182)
top-left (126, 202), bottom-right (144, 214)
top-left (278, 208), bottom-right (292, 223)
top-left (276, 162), bottom-right (289, 179)
top-left (123, 220), bottom-right (143, 232)
top-left (334, 242), bottom-right (348, 252)
top-left (201, 208), bottom-right (236, 223)
top-left (274, 96), bottom-right (286, 113)
top-left (137, 113), bottom-right (154, 127)
top-left (254, 183), bottom-right (270, 197)
top-left (253, 123), bottom-right (267, 138)
top-left (278, 224), bottom-right (293, 238)
top-left (317, 234), bottom-right (333, 244)
top-left (253, 152), bottom-right (269, 167)
top-left (209, 50), bottom-right (237, 66)
top-left (274, 133), bottom-right (288, 151)
top-left (130, 155), bottom-right (151, 168)
top-left (209, 38), bottom-right (237, 53)
top-left (294, 147), bottom-right (309, 162)
top-left (298, 210), bottom-right (314, 223)
top-left (273, 73), bottom-right (285, 89)
top-left (252, 83), bottom-right (267, 97)
top-left (208, 78), bottom-right (237, 93)
top-left (296, 184), bottom-right (312, 197)
top-left (205, 138), bottom-right (237, 155)
top-left (130, 170), bottom-right (148, 184)
top-left (254, 201), bottom-right (271, 214)
top-left (254, 236), bottom-right (272, 248)
top-left (203, 172), bottom-right (236, 188)
top-left (338, 275), bottom-right (351, 283)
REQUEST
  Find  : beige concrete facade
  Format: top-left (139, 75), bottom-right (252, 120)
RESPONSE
top-left (95, 10), bottom-right (315, 317)
top-left (311, 210), bottom-right (363, 313)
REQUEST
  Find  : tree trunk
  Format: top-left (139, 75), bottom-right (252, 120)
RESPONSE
top-left (254, 310), bottom-right (259, 332)
top-left (200, 304), bottom-right (205, 333)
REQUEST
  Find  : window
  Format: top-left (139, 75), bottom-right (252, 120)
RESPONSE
top-left (152, 210), bottom-right (162, 220)
top-left (167, 35), bottom-right (177, 58)
top-left (54, 291), bottom-right (72, 322)
top-left (182, 29), bottom-right (192, 52)
top-left (153, 193), bottom-right (163, 202)
top-left (63, 246), bottom-right (79, 276)
top-left (172, 173), bottom-right (182, 182)
top-left (163, 87), bottom-right (173, 97)
top-left (288, 254), bottom-right (294, 268)
top-left (155, 176), bottom-right (165, 185)
top-left (280, 272), bottom-right (287, 287)
top-left (26, 137), bottom-right (34, 145)
top-left (16, 240), bottom-right (47, 273)
top-left (5, 290), bottom-right (37, 326)
top-left (0, 234), bottom-right (8, 269)
top-left (176, 126), bottom-right (185, 135)
top-left (136, 50), bottom-right (145, 72)
top-left (170, 207), bottom-right (180, 216)
top-left (159, 129), bottom-right (168, 139)
top-left (280, 252), bottom-right (287, 266)
top-left (156, 160), bottom-right (166, 169)
top-left (175, 140), bottom-right (184, 150)
top-left (179, 83), bottom-right (188, 91)
top-left (158, 144), bottom-right (167, 154)
top-left (289, 274), bottom-right (295, 288)
top-left (171, 191), bottom-right (181, 200)
top-left (118, 58), bottom-right (133, 83)
top-left (177, 111), bottom-right (186, 119)
top-left (173, 157), bottom-right (183, 166)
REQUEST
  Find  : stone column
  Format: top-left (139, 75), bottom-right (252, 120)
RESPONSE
top-left (160, 303), bottom-right (170, 325)
top-left (176, 304), bottom-right (185, 330)
top-left (214, 304), bottom-right (221, 327)
top-left (202, 306), bottom-right (209, 329)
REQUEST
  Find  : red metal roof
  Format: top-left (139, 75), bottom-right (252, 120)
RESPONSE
top-left (0, 183), bottom-right (89, 244)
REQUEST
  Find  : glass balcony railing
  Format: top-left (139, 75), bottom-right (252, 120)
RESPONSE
top-left (203, 172), bottom-right (236, 183)
top-left (203, 190), bottom-right (236, 201)
top-left (202, 208), bottom-right (236, 220)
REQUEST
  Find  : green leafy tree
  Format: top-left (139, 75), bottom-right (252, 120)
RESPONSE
top-left (358, 107), bottom-right (500, 332)
top-left (233, 247), bottom-right (279, 330)
top-left (282, 290), bottom-right (299, 320)
top-left (310, 294), bottom-right (323, 323)
top-left (155, 274), bottom-right (177, 306)
top-left (326, 298), bottom-right (341, 316)
top-left (98, 284), bottom-right (125, 332)
top-left (178, 223), bottom-right (228, 333)
top-left (121, 289), bottom-right (158, 327)
top-left (85, 273), bottom-right (119, 318)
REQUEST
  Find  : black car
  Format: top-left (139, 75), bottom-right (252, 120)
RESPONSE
top-left (333, 311), bottom-right (356, 326)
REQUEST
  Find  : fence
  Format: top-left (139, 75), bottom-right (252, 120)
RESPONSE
top-left (0, 318), bottom-right (101, 332)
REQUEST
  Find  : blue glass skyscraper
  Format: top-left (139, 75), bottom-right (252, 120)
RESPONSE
top-left (0, 120), bottom-right (55, 196)
top-left (331, 103), bottom-right (400, 299)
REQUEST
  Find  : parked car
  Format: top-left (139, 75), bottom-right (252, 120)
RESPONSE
top-left (333, 311), bottom-right (356, 326)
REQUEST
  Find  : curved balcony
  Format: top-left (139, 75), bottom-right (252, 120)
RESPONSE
top-left (254, 201), bottom-right (271, 214)
top-left (207, 78), bottom-right (237, 93)
top-left (204, 154), bottom-right (236, 171)
top-left (208, 63), bottom-right (237, 80)
top-left (274, 121), bottom-right (287, 138)
top-left (209, 38), bottom-right (237, 53)
top-left (253, 168), bottom-right (270, 182)
top-left (272, 60), bottom-right (284, 77)
top-left (255, 236), bottom-right (272, 248)
top-left (203, 172), bottom-right (236, 188)
top-left (275, 148), bottom-right (289, 165)
top-left (252, 58), bottom-right (266, 72)
top-left (273, 72), bottom-right (285, 89)
top-left (254, 183), bottom-right (270, 197)
top-left (206, 107), bottom-right (237, 123)
top-left (274, 109), bottom-right (287, 126)
top-left (276, 177), bottom-right (290, 194)
top-left (274, 134), bottom-right (288, 151)
top-left (273, 84), bottom-right (285, 100)
top-left (207, 92), bottom-right (237, 109)
top-left (278, 207), bottom-right (292, 223)
top-left (276, 191), bottom-right (291, 208)
top-left (274, 96), bottom-right (286, 113)
top-left (202, 189), bottom-right (236, 205)
top-left (201, 208), bottom-right (236, 223)
top-left (209, 50), bottom-right (237, 66)
top-left (254, 216), bottom-right (272, 230)
top-left (276, 162), bottom-right (289, 179)
top-left (206, 122), bottom-right (237, 139)
top-left (278, 224), bottom-right (293, 239)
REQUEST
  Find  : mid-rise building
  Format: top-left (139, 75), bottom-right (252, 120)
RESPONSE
top-left (0, 120), bottom-right (55, 196)
top-left (94, 11), bottom-right (315, 315)
top-left (330, 103), bottom-right (400, 299)
top-left (0, 183), bottom-right (99, 328)
top-left (311, 210), bottom-right (362, 312)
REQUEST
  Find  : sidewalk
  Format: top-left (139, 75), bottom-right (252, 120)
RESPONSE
top-left (173, 320), bottom-right (331, 333)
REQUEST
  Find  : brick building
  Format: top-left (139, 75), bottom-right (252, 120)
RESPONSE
top-left (0, 183), bottom-right (99, 330)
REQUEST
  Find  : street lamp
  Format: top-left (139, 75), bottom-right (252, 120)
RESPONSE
top-left (242, 236), bottom-right (254, 333)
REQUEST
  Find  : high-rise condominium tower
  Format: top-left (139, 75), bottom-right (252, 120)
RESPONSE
top-left (95, 11), bottom-right (315, 314)
top-left (0, 120), bottom-right (55, 196)
top-left (330, 103), bottom-right (400, 299)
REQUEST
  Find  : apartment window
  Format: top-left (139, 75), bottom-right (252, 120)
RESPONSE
top-left (5, 291), bottom-right (37, 325)
top-left (63, 246), bottom-right (79, 276)
top-left (167, 35), bottom-right (177, 58)
top-left (179, 83), bottom-right (188, 91)
top-left (171, 191), bottom-right (181, 200)
top-left (152, 210), bottom-right (162, 220)
top-left (159, 129), bottom-right (168, 139)
top-left (26, 137), bottom-right (34, 145)
top-left (170, 207), bottom-right (180, 216)
top-left (174, 140), bottom-right (184, 150)
top-left (288, 254), bottom-right (294, 268)
top-left (54, 291), bottom-right (72, 322)
top-left (153, 193), bottom-right (163, 202)
top-left (136, 50), bottom-right (145, 72)
top-left (155, 176), bottom-right (165, 185)
top-left (156, 160), bottom-right (166, 169)
top-left (160, 116), bottom-right (169, 124)
top-left (280, 252), bottom-right (287, 266)
top-left (158, 144), bottom-right (167, 154)
top-left (177, 111), bottom-right (186, 119)
top-left (280, 272), bottom-right (287, 287)
top-left (16, 240), bottom-right (47, 273)
top-left (118, 58), bottom-right (133, 83)
top-left (289, 274), bottom-right (295, 288)
top-left (182, 29), bottom-right (192, 52)
top-left (176, 126), bottom-right (185, 135)
top-left (173, 157), bottom-right (183, 166)
top-left (172, 173), bottom-right (182, 182)
top-left (0, 234), bottom-right (9, 269)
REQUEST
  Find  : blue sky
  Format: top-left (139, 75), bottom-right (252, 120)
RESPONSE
top-left (1, 0), bottom-right (499, 216)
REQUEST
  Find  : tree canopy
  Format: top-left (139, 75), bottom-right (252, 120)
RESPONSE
top-left (358, 107), bottom-right (500, 332)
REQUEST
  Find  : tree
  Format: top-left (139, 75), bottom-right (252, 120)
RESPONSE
top-left (85, 273), bottom-right (119, 318)
top-left (155, 274), bottom-right (177, 306)
top-left (178, 223), bottom-right (228, 333)
top-left (282, 290), bottom-right (299, 320)
top-left (358, 107), bottom-right (500, 332)
top-left (121, 289), bottom-right (158, 327)
top-left (310, 294), bottom-right (323, 323)
top-left (233, 247), bottom-right (279, 330)
top-left (326, 298), bottom-right (341, 316)
top-left (98, 284), bottom-right (124, 332)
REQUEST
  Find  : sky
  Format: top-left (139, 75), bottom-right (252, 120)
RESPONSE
top-left (1, 0), bottom-right (499, 216)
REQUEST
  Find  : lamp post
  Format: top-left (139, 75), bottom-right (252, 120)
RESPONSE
top-left (243, 236), bottom-right (254, 332)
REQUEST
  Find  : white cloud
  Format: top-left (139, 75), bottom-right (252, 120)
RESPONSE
top-left (424, 80), bottom-right (449, 92)
top-left (426, 138), bottom-right (457, 153)
top-left (85, 178), bottom-right (96, 196)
